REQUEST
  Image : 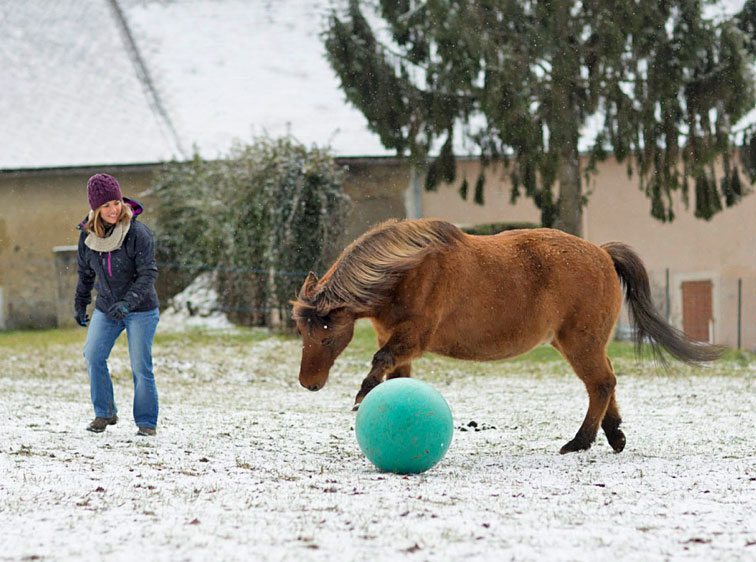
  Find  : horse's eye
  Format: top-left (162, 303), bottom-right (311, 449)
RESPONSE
top-left (322, 336), bottom-right (335, 346)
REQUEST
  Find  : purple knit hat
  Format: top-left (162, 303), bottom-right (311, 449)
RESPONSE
top-left (87, 173), bottom-right (123, 210)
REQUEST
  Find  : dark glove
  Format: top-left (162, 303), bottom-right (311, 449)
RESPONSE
top-left (74, 307), bottom-right (89, 327)
top-left (107, 301), bottom-right (130, 321)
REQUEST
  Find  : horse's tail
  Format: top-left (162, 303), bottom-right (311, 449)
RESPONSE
top-left (602, 241), bottom-right (723, 366)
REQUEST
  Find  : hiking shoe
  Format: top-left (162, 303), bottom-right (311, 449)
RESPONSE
top-left (137, 427), bottom-right (156, 436)
top-left (87, 415), bottom-right (118, 433)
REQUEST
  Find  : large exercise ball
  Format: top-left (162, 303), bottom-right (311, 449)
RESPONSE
top-left (355, 378), bottom-right (453, 474)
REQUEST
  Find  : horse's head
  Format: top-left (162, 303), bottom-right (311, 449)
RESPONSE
top-left (293, 272), bottom-right (355, 392)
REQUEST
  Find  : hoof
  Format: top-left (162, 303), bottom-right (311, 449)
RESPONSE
top-left (352, 395), bottom-right (364, 411)
top-left (559, 438), bottom-right (592, 455)
top-left (607, 429), bottom-right (626, 453)
top-left (353, 390), bottom-right (369, 411)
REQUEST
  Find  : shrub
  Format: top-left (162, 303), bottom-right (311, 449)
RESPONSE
top-left (151, 137), bottom-right (351, 329)
top-left (461, 222), bottom-right (539, 235)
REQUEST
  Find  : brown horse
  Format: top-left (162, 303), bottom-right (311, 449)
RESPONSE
top-left (292, 219), bottom-right (721, 454)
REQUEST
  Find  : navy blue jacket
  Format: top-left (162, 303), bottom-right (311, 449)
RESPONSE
top-left (75, 198), bottom-right (159, 314)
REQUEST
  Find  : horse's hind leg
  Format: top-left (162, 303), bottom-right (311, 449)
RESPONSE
top-left (600, 359), bottom-right (626, 452)
top-left (555, 341), bottom-right (624, 454)
top-left (601, 392), bottom-right (625, 452)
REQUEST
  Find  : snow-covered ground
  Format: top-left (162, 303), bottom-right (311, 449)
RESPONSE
top-left (1, 323), bottom-right (755, 561)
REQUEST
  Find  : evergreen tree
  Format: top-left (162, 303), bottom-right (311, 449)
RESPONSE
top-left (325, 0), bottom-right (756, 236)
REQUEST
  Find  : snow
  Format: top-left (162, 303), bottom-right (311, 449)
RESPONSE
top-left (124, 0), bottom-right (392, 161)
top-left (0, 0), bottom-right (180, 169)
top-left (0, 0), bottom-right (391, 170)
top-left (157, 272), bottom-right (235, 332)
top-left (1, 326), bottom-right (755, 561)
top-left (3, 0), bottom-right (750, 170)
top-left (709, 0), bottom-right (748, 21)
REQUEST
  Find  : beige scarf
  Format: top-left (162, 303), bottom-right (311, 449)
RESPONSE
top-left (85, 216), bottom-right (131, 252)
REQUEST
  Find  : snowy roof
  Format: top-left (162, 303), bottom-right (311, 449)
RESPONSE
top-left (1, 0), bottom-right (177, 169)
top-left (1, 0), bottom-right (748, 171)
top-left (0, 0), bottom-right (391, 171)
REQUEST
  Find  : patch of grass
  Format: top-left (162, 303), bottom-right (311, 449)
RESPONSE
top-left (154, 326), bottom-right (277, 346)
top-left (719, 347), bottom-right (756, 365)
top-left (3, 320), bottom-right (752, 374)
top-left (345, 319), bottom-right (644, 364)
top-left (0, 327), bottom-right (86, 349)
top-left (10, 444), bottom-right (33, 456)
top-left (236, 459), bottom-right (254, 470)
top-left (344, 319), bottom-right (381, 355)
top-left (341, 320), bottom-right (754, 379)
top-left (0, 325), bottom-right (278, 350)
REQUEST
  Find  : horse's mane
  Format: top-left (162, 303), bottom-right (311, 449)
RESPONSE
top-left (294, 219), bottom-right (464, 317)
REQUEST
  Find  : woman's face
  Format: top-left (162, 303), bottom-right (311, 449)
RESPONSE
top-left (100, 200), bottom-right (122, 225)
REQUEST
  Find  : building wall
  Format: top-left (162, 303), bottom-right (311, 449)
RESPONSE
top-left (422, 156), bottom-right (756, 349)
top-left (337, 158), bottom-right (412, 241)
top-left (0, 159), bottom-right (412, 329)
top-left (584, 157), bottom-right (755, 351)
top-left (421, 159), bottom-right (543, 227)
top-left (0, 167), bottom-right (156, 329)
top-left (2, 156), bottom-right (753, 349)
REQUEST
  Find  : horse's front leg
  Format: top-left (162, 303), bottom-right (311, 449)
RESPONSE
top-left (387, 364), bottom-right (412, 380)
top-left (352, 365), bottom-right (412, 411)
top-left (352, 348), bottom-right (397, 410)
top-left (353, 326), bottom-right (425, 410)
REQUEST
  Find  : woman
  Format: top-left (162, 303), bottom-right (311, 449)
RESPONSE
top-left (74, 173), bottom-right (160, 436)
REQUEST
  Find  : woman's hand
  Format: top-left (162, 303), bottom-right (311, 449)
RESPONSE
top-left (74, 307), bottom-right (89, 327)
top-left (107, 301), bottom-right (130, 321)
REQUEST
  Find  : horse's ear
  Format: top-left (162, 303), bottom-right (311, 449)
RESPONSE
top-left (300, 272), bottom-right (319, 298)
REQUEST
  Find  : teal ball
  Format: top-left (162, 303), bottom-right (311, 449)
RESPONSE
top-left (355, 378), bottom-right (453, 474)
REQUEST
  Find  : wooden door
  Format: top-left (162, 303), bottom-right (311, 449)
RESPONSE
top-left (681, 280), bottom-right (713, 343)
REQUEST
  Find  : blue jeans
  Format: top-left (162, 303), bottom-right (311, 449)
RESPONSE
top-left (83, 308), bottom-right (159, 428)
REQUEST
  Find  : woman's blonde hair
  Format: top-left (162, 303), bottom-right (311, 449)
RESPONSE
top-left (85, 200), bottom-right (133, 237)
